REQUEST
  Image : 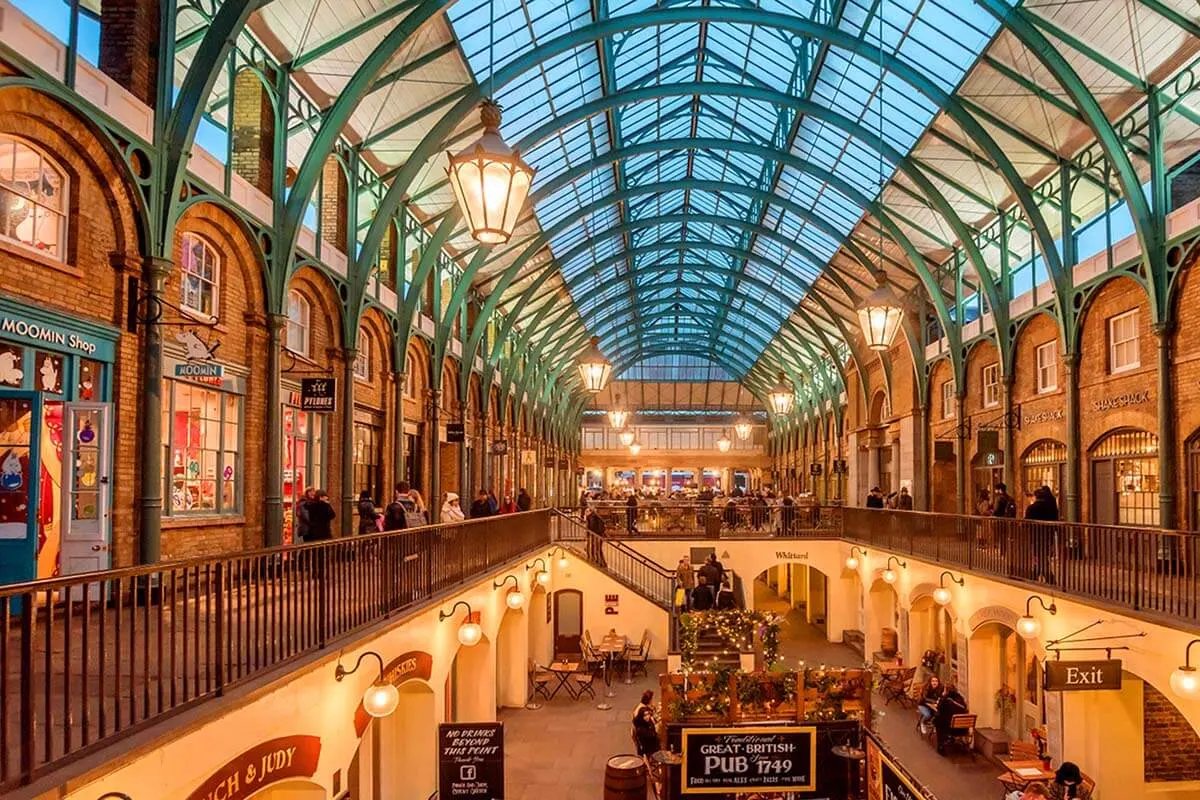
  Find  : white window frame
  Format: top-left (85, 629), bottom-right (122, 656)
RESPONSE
top-left (354, 331), bottom-right (370, 381)
top-left (179, 232), bottom-right (220, 319)
top-left (942, 379), bottom-right (956, 420)
top-left (982, 363), bottom-right (1000, 409)
top-left (286, 290), bottom-right (311, 357)
top-left (1108, 310), bottom-right (1140, 374)
top-left (1036, 341), bottom-right (1057, 393)
top-left (162, 380), bottom-right (242, 516)
top-left (0, 135), bottom-right (68, 262)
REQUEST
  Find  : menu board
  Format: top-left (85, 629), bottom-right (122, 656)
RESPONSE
top-left (866, 735), bottom-right (930, 800)
top-left (681, 726), bottom-right (816, 793)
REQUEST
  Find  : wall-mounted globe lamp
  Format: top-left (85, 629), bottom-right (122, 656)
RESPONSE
top-left (526, 557), bottom-right (550, 586)
top-left (881, 556), bottom-right (906, 585)
top-left (1017, 595), bottom-right (1057, 641)
top-left (439, 600), bottom-right (482, 647)
top-left (446, 100), bottom-right (535, 246)
top-left (768, 372), bottom-right (795, 416)
top-left (494, 574), bottom-right (525, 609)
top-left (577, 337), bottom-right (612, 393)
top-left (335, 650), bottom-right (399, 718)
top-left (551, 546), bottom-right (570, 569)
top-left (1170, 639), bottom-right (1200, 698)
top-left (845, 546), bottom-right (867, 571)
top-left (933, 571), bottom-right (964, 606)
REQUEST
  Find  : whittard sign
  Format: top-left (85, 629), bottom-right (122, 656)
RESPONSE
top-left (681, 726), bottom-right (816, 793)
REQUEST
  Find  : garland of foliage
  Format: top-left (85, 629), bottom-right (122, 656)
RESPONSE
top-left (679, 609), bottom-right (785, 669)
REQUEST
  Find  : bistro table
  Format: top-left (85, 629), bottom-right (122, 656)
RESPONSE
top-left (998, 761), bottom-right (1057, 791)
top-left (596, 633), bottom-right (629, 710)
top-left (547, 662), bottom-right (581, 700)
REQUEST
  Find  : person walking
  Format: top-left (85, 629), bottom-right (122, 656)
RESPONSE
top-left (383, 482), bottom-right (420, 531)
top-left (441, 492), bottom-right (465, 522)
top-left (992, 483), bottom-right (1017, 518)
top-left (295, 487), bottom-right (315, 542)
top-left (486, 489), bottom-right (500, 516)
top-left (585, 506), bottom-right (607, 566)
top-left (469, 489), bottom-right (492, 519)
top-left (625, 493), bottom-right (639, 534)
top-left (305, 489), bottom-right (336, 542)
top-left (516, 487), bottom-right (532, 511)
top-left (780, 495), bottom-right (796, 535)
top-left (699, 553), bottom-right (723, 588)
top-left (357, 489), bottom-right (380, 534)
top-left (675, 556), bottom-right (695, 611)
top-left (1026, 485), bottom-right (1059, 583)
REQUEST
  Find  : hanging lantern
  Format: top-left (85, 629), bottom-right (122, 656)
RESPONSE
top-left (856, 269), bottom-right (905, 352)
top-left (734, 416), bottom-right (752, 441)
top-left (716, 431), bottom-right (732, 453)
top-left (629, 441), bottom-right (642, 457)
top-left (619, 429), bottom-right (635, 447)
top-left (446, 100), bottom-right (535, 245)
top-left (576, 336), bottom-right (612, 393)
top-left (768, 372), bottom-right (794, 416)
top-left (608, 395), bottom-right (629, 430)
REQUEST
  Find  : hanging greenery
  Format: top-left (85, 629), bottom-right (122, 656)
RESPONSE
top-left (679, 609), bottom-right (785, 669)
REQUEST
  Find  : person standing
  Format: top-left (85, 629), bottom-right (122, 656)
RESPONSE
top-left (699, 553), bottom-right (723, 588)
top-left (441, 492), bottom-right (465, 522)
top-left (586, 506), bottom-right (607, 566)
top-left (625, 493), bottom-right (639, 534)
top-left (976, 488), bottom-right (993, 516)
top-left (691, 576), bottom-right (715, 611)
top-left (866, 487), bottom-right (885, 508)
top-left (517, 487), bottom-right (532, 511)
top-left (897, 485), bottom-right (914, 510)
top-left (675, 556), bottom-right (695, 611)
top-left (499, 495), bottom-right (518, 514)
top-left (1026, 485), bottom-right (1059, 583)
top-left (780, 496), bottom-right (796, 535)
top-left (992, 483), bottom-right (1016, 518)
top-left (305, 489), bottom-right (336, 542)
top-left (295, 487), bottom-right (316, 542)
top-left (383, 482), bottom-right (418, 530)
top-left (357, 489), bottom-right (380, 534)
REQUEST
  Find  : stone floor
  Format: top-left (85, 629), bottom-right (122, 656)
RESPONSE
top-left (499, 581), bottom-right (1009, 799)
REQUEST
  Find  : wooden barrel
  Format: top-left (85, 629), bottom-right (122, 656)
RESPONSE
top-left (605, 754), bottom-right (647, 800)
top-left (881, 627), bottom-right (898, 657)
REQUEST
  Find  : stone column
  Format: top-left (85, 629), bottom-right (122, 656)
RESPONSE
top-left (955, 392), bottom-right (968, 516)
top-left (866, 437), bottom-right (880, 494)
top-left (914, 402), bottom-right (929, 511)
top-left (138, 256), bottom-right (172, 564)
top-left (429, 388), bottom-right (441, 523)
top-left (264, 313), bottom-right (286, 546)
top-left (393, 370), bottom-right (406, 492)
top-left (1001, 374), bottom-right (1016, 493)
top-left (340, 348), bottom-right (357, 536)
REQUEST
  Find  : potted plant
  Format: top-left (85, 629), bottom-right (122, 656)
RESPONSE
top-left (994, 685), bottom-right (1017, 728)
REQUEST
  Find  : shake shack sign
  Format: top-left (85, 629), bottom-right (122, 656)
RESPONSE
top-left (1043, 659), bottom-right (1122, 691)
top-left (681, 726), bottom-right (816, 793)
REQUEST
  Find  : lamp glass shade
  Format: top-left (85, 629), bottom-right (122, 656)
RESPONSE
top-left (506, 590), bottom-right (525, 610)
top-left (856, 270), bottom-right (904, 351)
top-left (716, 433), bottom-right (732, 453)
top-left (458, 621), bottom-right (483, 646)
top-left (628, 442), bottom-right (641, 456)
top-left (768, 373), bottom-right (795, 416)
top-left (882, 568), bottom-right (897, 584)
top-left (618, 430), bottom-right (636, 447)
top-left (446, 102), bottom-right (534, 246)
top-left (845, 556), bottom-right (859, 571)
top-left (557, 554), bottom-right (569, 568)
top-left (363, 682), bottom-right (400, 718)
top-left (933, 586), bottom-right (952, 606)
top-left (536, 569), bottom-right (550, 585)
top-left (608, 408), bottom-right (629, 430)
top-left (734, 419), bottom-right (752, 440)
top-left (1016, 615), bottom-right (1041, 640)
top-left (577, 337), bottom-right (612, 393)
top-left (1170, 666), bottom-right (1200, 698)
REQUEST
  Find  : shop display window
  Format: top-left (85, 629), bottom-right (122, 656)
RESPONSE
top-left (162, 381), bottom-right (241, 515)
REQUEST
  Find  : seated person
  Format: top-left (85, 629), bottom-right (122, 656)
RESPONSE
top-left (1019, 784), bottom-right (1049, 800)
top-left (691, 576), bottom-right (715, 611)
top-left (933, 682), bottom-right (968, 754)
top-left (715, 579), bottom-right (736, 610)
top-left (916, 676), bottom-right (943, 735)
top-left (1047, 762), bottom-right (1090, 799)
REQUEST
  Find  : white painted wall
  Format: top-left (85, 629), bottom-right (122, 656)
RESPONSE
top-left (552, 555), bottom-right (671, 659)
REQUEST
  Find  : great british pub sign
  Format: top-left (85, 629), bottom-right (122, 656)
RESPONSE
top-left (681, 726), bottom-right (816, 793)
top-left (1043, 658), bottom-right (1122, 691)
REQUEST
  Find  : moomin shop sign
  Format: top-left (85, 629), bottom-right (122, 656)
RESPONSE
top-left (186, 735), bottom-right (321, 800)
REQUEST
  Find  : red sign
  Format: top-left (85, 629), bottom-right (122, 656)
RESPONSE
top-left (187, 735), bottom-right (321, 800)
top-left (353, 650), bottom-right (434, 736)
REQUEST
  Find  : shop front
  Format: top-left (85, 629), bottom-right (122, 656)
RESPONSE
top-left (353, 408), bottom-right (384, 504)
top-left (1090, 428), bottom-right (1159, 527)
top-left (0, 296), bottom-right (118, 585)
top-left (282, 384), bottom-right (330, 543)
top-left (1021, 438), bottom-right (1066, 503)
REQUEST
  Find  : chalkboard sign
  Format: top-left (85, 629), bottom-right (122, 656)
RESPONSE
top-left (681, 726), bottom-right (816, 793)
top-left (438, 723), bottom-right (504, 800)
top-left (866, 735), bottom-right (929, 800)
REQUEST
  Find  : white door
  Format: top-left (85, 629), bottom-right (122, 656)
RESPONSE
top-left (60, 403), bottom-right (112, 576)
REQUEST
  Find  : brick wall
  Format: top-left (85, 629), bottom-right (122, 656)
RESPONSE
top-left (928, 358), bottom-right (958, 512)
top-left (1142, 680), bottom-right (1200, 781)
top-left (99, 0), bottom-right (160, 107)
top-left (320, 158), bottom-right (348, 254)
top-left (230, 67), bottom-right (275, 196)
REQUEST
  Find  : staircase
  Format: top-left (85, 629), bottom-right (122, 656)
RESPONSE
top-left (691, 623), bottom-right (742, 668)
top-left (551, 510), bottom-right (676, 610)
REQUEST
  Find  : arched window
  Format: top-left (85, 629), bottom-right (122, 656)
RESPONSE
top-left (0, 135), bottom-right (67, 260)
top-left (179, 233), bottom-right (220, 318)
top-left (354, 328), bottom-right (370, 381)
top-left (286, 290), bottom-right (310, 356)
top-left (1090, 428), bottom-right (1159, 527)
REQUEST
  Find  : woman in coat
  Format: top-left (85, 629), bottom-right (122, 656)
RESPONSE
top-left (441, 492), bottom-right (465, 522)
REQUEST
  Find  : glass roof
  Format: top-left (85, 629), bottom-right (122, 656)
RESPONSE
top-left (446, 0), bottom-right (1011, 378)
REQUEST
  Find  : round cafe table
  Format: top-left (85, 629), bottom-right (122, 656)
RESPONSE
top-left (831, 744), bottom-right (865, 800)
top-left (596, 635), bottom-right (628, 710)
